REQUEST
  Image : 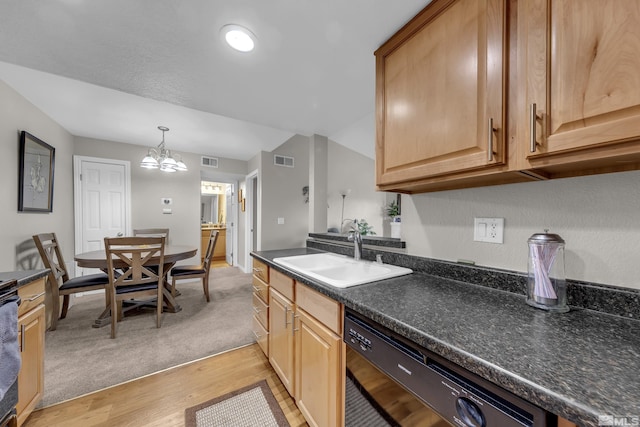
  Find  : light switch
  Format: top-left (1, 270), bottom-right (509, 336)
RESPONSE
top-left (163, 208), bottom-right (172, 214)
top-left (277, 217), bottom-right (285, 225)
top-left (473, 217), bottom-right (504, 243)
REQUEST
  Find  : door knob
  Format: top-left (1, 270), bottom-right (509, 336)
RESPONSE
top-left (117, 232), bottom-right (123, 237)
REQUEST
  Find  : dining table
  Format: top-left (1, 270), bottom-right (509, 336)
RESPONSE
top-left (74, 244), bottom-right (198, 328)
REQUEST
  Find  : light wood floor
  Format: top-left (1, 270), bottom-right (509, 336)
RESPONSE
top-left (25, 344), bottom-right (308, 427)
top-left (211, 260), bottom-right (230, 269)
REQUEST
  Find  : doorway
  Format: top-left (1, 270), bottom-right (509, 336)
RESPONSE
top-left (201, 180), bottom-right (235, 268)
top-left (244, 170), bottom-right (259, 273)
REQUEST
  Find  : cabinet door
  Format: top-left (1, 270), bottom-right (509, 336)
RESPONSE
top-left (17, 304), bottom-right (45, 427)
top-left (376, 0), bottom-right (507, 187)
top-left (523, 0), bottom-right (640, 162)
top-left (212, 233), bottom-right (226, 260)
top-left (295, 308), bottom-right (344, 427)
top-left (269, 289), bottom-right (295, 395)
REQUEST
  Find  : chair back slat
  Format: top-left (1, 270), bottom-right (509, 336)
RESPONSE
top-left (33, 232), bottom-right (70, 287)
top-left (104, 236), bottom-right (166, 291)
top-left (203, 230), bottom-right (219, 267)
top-left (133, 228), bottom-right (170, 243)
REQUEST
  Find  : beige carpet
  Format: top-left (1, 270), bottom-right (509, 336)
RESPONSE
top-left (40, 266), bottom-right (254, 407)
top-left (185, 380), bottom-right (289, 427)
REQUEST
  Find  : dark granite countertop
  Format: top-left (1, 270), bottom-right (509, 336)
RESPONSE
top-left (308, 232), bottom-right (406, 249)
top-left (252, 248), bottom-right (640, 427)
top-left (0, 269), bottom-right (49, 287)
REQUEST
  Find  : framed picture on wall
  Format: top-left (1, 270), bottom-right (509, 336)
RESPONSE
top-left (18, 131), bottom-right (55, 212)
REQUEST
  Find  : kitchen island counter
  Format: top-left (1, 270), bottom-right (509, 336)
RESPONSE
top-left (252, 248), bottom-right (639, 427)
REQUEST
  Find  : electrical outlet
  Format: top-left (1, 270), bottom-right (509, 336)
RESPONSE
top-left (474, 218), bottom-right (504, 243)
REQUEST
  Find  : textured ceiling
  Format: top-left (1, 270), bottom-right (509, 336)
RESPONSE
top-left (0, 0), bottom-right (429, 160)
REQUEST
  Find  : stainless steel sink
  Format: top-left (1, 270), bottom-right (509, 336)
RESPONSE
top-left (273, 252), bottom-right (412, 288)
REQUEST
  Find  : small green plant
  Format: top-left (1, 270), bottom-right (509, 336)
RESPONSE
top-left (357, 219), bottom-right (376, 236)
top-left (386, 200), bottom-right (400, 218)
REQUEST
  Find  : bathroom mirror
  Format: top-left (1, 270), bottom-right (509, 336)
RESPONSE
top-left (201, 181), bottom-right (228, 224)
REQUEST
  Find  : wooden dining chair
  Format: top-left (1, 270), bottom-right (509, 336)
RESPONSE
top-left (104, 236), bottom-right (166, 338)
top-left (33, 232), bottom-right (110, 331)
top-left (170, 230), bottom-right (219, 302)
top-left (133, 228), bottom-right (169, 273)
top-left (133, 228), bottom-right (170, 242)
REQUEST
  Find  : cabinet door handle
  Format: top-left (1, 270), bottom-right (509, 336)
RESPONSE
top-left (20, 324), bottom-right (26, 352)
top-left (252, 330), bottom-right (261, 340)
top-left (252, 306), bottom-right (260, 314)
top-left (252, 286), bottom-right (260, 293)
top-left (292, 312), bottom-right (299, 337)
top-left (530, 103), bottom-right (541, 153)
top-left (487, 118), bottom-right (496, 162)
top-left (284, 306), bottom-right (290, 327)
top-left (26, 291), bottom-right (45, 301)
top-left (253, 268), bottom-right (263, 273)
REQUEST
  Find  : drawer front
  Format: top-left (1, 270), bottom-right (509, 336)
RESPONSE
top-left (270, 269), bottom-right (294, 301)
top-left (252, 259), bottom-right (269, 283)
top-left (252, 292), bottom-right (269, 330)
top-left (252, 276), bottom-right (269, 304)
top-left (296, 282), bottom-right (342, 335)
top-left (18, 278), bottom-right (46, 317)
top-left (253, 315), bottom-right (269, 357)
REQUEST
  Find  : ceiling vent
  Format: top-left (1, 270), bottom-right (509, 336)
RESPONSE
top-left (201, 156), bottom-right (219, 168)
top-left (274, 154), bottom-right (294, 168)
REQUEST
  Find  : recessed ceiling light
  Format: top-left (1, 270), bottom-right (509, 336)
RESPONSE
top-left (221, 24), bottom-right (256, 52)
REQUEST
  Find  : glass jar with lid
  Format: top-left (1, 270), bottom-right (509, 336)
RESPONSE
top-left (527, 230), bottom-right (569, 313)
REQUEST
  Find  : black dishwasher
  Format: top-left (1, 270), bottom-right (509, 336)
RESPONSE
top-left (344, 308), bottom-right (549, 427)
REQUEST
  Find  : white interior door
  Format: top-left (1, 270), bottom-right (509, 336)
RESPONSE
top-left (244, 170), bottom-right (259, 273)
top-left (225, 184), bottom-right (234, 265)
top-left (74, 156), bottom-right (131, 277)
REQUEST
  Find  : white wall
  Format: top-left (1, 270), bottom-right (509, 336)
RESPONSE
top-left (73, 137), bottom-right (201, 256)
top-left (0, 79), bottom-right (76, 272)
top-left (327, 140), bottom-right (387, 235)
top-left (260, 135), bottom-right (310, 250)
top-left (402, 170), bottom-right (640, 289)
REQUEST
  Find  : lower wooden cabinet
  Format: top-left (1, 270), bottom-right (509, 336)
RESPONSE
top-left (252, 264), bottom-right (270, 358)
top-left (16, 304), bottom-right (45, 427)
top-left (295, 308), bottom-right (344, 427)
top-left (268, 288), bottom-right (295, 395)
top-left (266, 272), bottom-right (345, 427)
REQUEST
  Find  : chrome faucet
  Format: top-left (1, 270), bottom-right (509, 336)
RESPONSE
top-left (347, 219), bottom-right (363, 261)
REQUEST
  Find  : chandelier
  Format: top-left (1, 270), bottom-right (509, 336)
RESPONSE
top-left (140, 126), bottom-right (188, 172)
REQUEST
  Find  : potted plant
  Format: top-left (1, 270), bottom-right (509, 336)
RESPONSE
top-left (386, 200), bottom-right (401, 222)
top-left (386, 200), bottom-right (402, 238)
top-left (357, 219), bottom-right (376, 236)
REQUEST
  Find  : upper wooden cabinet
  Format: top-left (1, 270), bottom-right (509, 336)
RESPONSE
top-left (518, 0), bottom-right (640, 174)
top-left (376, 0), bottom-right (508, 190)
top-left (377, 0), bottom-right (640, 193)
